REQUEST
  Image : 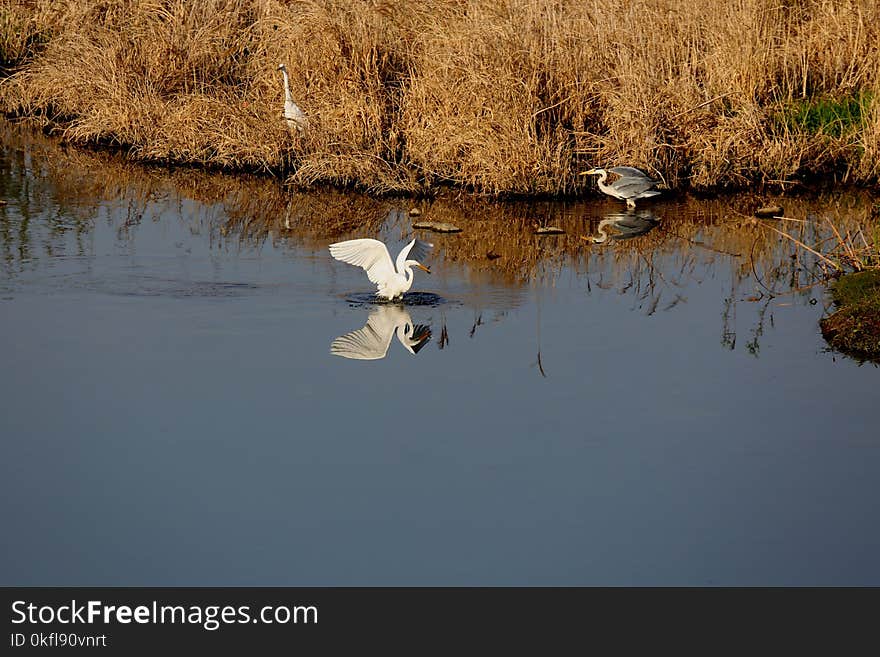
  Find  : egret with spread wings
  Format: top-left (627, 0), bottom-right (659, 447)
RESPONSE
top-left (331, 305), bottom-right (431, 360)
top-left (582, 166), bottom-right (662, 208)
top-left (328, 238), bottom-right (433, 300)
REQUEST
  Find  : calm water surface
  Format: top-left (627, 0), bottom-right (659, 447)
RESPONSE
top-left (1, 125), bottom-right (878, 585)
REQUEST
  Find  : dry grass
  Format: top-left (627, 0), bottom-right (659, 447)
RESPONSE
top-left (3, 0), bottom-right (880, 196)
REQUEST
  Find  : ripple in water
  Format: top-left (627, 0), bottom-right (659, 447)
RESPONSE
top-left (344, 291), bottom-right (451, 307)
top-left (110, 278), bottom-right (259, 299)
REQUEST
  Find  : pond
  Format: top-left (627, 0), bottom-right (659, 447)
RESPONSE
top-left (1, 122), bottom-right (878, 585)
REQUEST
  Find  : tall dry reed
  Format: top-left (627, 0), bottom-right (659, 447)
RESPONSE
top-left (2, 0), bottom-right (880, 195)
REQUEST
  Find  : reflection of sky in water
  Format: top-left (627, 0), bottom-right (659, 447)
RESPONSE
top-left (1, 125), bottom-right (879, 586)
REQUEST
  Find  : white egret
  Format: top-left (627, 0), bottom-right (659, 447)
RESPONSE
top-left (582, 166), bottom-right (662, 208)
top-left (331, 305), bottom-right (431, 360)
top-left (328, 238), bottom-right (433, 300)
top-left (277, 63), bottom-right (308, 132)
top-left (586, 212), bottom-right (660, 244)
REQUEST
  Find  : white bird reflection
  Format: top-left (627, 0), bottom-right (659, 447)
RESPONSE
top-left (587, 210), bottom-right (660, 243)
top-left (331, 305), bottom-right (431, 360)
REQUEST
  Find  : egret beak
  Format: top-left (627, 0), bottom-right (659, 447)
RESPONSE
top-left (416, 263), bottom-right (431, 274)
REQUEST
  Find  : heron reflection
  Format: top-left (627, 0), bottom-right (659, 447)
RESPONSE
top-left (586, 211), bottom-right (660, 244)
top-left (331, 304), bottom-right (431, 360)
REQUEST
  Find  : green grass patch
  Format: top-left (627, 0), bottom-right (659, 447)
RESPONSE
top-left (820, 269), bottom-right (880, 361)
top-left (776, 91), bottom-right (873, 138)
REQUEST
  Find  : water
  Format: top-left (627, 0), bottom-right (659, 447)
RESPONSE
top-left (2, 123), bottom-right (878, 585)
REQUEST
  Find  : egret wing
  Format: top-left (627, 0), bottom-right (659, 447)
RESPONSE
top-left (330, 309), bottom-right (398, 360)
top-left (284, 100), bottom-right (308, 130)
top-left (395, 238), bottom-right (434, 271)
top-left (408, 239), bottom-right (434, 264)
top-left (331, 326), bottom-right (390, 360)
top-left (329, 239), bottom-right (396, 284)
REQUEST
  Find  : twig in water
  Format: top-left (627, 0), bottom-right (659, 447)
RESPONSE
top-left (761, 223), bottom-right (842, 271)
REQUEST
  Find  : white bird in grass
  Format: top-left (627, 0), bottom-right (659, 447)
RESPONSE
top-left (277, 63), bottom-right (308, 132)
top-left (329, 238), bottom-right (433, 301)
top-left (582, 166), bottom-right (662, 208)
top-left (331, 305), bottom-right (431, 360)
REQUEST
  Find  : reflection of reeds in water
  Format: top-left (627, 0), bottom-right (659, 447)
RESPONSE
top-left (763, 211), bottom-right (880, 275)
top-left (3, 120), bottom-right (879, 313)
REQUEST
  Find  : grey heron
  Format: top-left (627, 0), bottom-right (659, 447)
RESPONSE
top-left (582, 166), bottom-right (662, 208)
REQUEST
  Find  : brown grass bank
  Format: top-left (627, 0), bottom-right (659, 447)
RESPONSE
top-left (3, 0), bottom-right (880, 196)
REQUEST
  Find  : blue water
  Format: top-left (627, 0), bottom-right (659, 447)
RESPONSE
top-left (1, 125), bottom-right (878, 585)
